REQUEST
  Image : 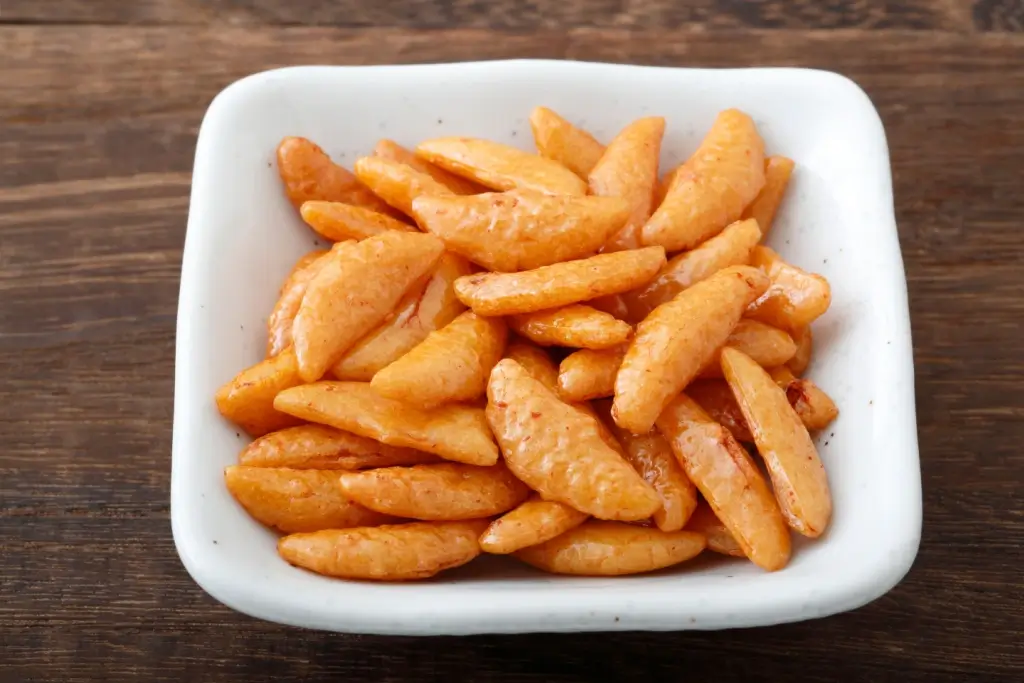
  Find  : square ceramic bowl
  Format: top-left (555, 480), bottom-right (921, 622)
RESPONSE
top-left (172, 60), bottom-right (921, 635)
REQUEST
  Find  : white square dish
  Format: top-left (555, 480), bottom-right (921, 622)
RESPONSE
top-left (172, 60), bottom-right (921, 635)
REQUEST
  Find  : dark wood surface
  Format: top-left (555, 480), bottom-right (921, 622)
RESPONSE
top-left (2, 1), bottom-right (1022, 681)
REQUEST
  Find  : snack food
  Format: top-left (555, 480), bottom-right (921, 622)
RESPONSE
top-left (515, 520), bottom-right (706, 576)
top-left (486, 359), bottom-right (661, 521)
top-left (239, 424), bottom-right (439, 470)
top-left (417, 137), bottom-right (587, 195)
top-left (266, 249), bottom-right (331, 358)
top-left (529, 106), bottom-right (605, 178)
top-left (622, 218), bottom-right (762, 322)
top-left (353, 155), bottom-right (454, 217)
top-left (503, 339), bottom-right (560, 390)
top-left (299, 201), bottom-right (414, 242)
top-left (721, 347), bottom-right (832, 538)
top-left (292, 232), bottom-right (444, 382)
top-left (373, 138), bottom-right (483, 195)
top-left (699, 319), bottom-right (797, 378)
top-left (642, 109), bottom-right (765, 251)
top-left (746, 246), bottom-right (831, 331)
top-left (688, 371), bottom-right (838, 440)
top-left (685, 379), bottom-right (755, 443)
top-left (556, 345), bottom-right (625, 402)
top-left (279, 520), bottom-right (489, 580)
top-left (657, 393), bottom-right (791, 571)
top-left (509, 304), bottom-right (631, 350)
top-left (370, 311), bottom-right (507, 408)
top-left (330, 253), bottom-right (471, 381)
top-left (502, 340), bottom-right (622, 451)
top-left (337, 462), bottom-right (530, 520)
top-left (276, 136), bottom-right (402, 218)
top-left (215, 347), bottom-right (304, 437)
top-left (274, 382), bottom-right (499, 466)
top-left (554, 317), bottom-right (794, 404)
top-left (219, 106), bottom-right (837, 581)
top-left (685, 501), bottom-right (745, 557)
top-left (224, 465), bottom-right (396, 533)
top-left (453, 247), bottom-right (666, 316)
top-left (479, 495), bottom-right (589, 554)
top-left (412, 190), bottom-right (629, 272)
top-left (612, 265), bottom-right (769, 434)
top-left (769, 366), bottom-right (840, 431)
top-left (596, 400), bottom-right (698, 532)
top-left (653, 163), bottom-right (682, 208)
top-left (787, 326), bottom-right (813, 376)
top-left (743, 156), bottom-right (795, 237)
top-left (588, 116), bottom-right (665, 251)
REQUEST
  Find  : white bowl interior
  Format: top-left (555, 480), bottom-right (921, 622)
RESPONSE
top-left (173, 61), bottom-right (920, 634)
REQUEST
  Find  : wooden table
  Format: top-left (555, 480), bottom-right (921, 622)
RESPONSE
top-left (2, 2), bottom-right (1022, 680)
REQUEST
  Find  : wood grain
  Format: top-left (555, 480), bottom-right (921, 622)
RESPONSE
top-left (973, 0), bottom-right (1024, 30)
top-left (0, 27), bottom-right (568, 123)
top-left (1, 1), bottom-right (1023, 680)
top-left (0, 0), bottom-right (970, 30)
